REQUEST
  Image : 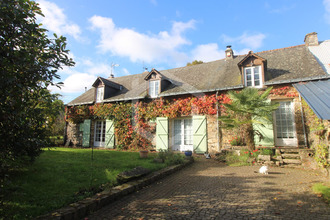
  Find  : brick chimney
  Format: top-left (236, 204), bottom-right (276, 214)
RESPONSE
top-left (225, 45), bottom-right (234, 59)
top-left (304, 32), bottom-right (319, 46)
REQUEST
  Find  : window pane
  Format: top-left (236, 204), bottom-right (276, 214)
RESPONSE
top-left (174, 120), bottom-right (181, 145)
top-left (247, 81), bottom-right (252, 86)
top-left (97, 87), bottom-right (104, 102)
top-left (254, 66), bottom-right (259, 74)
top-left (154, 81), bottom-right (159, 96)
top-left (184, 119), bottom-right (193, 145)
top-left (149, 81), bottom-right (154, 97)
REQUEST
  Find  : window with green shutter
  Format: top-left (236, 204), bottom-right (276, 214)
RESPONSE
top-left (82, 119), bottom-right (91, 147)
top-left (105, 120), bottom-right (114, 148)
top-left (156, 117), bottom-right (168, 151)
top-left (192, 116), bottom-right (207, 154)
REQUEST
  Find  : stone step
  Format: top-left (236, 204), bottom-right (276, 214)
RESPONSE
top-left (280, 149), bottom-right (300, 154)
top-left (283, 159), bottom-right (302, 164)
top-left (282, 164), bottom-right (302, 168)
top-left (281, 154), bottom-right (301, 159)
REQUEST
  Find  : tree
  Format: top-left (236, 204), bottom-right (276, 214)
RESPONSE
top-left (186, 60), bottom-right (203, 66)
top-left (0, 0), bottom-right (74, 169)
top-left (219, 87), bottom-right (279, 150)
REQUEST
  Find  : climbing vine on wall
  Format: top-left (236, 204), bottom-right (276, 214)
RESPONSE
top-left (65, 86), bottom-right (297, 150)
top-left (269, 86), bottom-right (299, 97)
top-left (66, 94), bottom-right (230, 150)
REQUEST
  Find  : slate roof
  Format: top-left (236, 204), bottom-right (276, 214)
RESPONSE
top-left (67, 44), bottom-right (329, 106)
top-left (308, 40), bottom-right (330, 75)
top-left (293, 80), bottom-right (330, 120)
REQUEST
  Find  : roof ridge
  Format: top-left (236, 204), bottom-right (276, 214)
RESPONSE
top-left (256, 44), bottom-right (305, 54)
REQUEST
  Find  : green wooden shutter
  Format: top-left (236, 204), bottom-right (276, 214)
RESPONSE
top-left (156, 117), bottom-right (168, 151)
top-left (193, 116), bottom-right (207, 154)
top-left (82, 119), bottom-right (91, 147)
top-left (105, 120), bottom-right (115, 149)
top-left (253, 113), bottom-right (274, 147)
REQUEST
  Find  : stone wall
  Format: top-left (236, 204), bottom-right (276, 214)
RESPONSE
top-left (206, 115), bottom-right (220, 154)
top-left (66, 122), bottom-right (83, 147)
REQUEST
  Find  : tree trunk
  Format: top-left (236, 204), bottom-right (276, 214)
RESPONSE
top-left (241, 114), bottom-right (255, 150)
top-left (245, 122), bottom-right (255, 151)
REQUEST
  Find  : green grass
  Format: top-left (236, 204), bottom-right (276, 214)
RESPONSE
top-left (313, 183), bottom-right (330, 204)
top-left (1, 147), bottom-right (167, 219)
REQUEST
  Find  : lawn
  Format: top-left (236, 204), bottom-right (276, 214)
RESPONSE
top-left (313, 183), bottom-right (330, 204)
top-left (1, 147), bottom-right (168, 219)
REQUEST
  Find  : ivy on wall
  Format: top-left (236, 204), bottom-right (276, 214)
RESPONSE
top-left (66, 94), bottom-right (230, 150)
top-left (65, 86), bottom-right (302, 150)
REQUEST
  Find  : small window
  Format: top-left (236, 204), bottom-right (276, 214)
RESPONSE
top-left (149, 80), bottom-right (160, 98)
top-left (244, 66), bottom-right (262, 88)
top-left (96, 87), bottom-right (104, 102)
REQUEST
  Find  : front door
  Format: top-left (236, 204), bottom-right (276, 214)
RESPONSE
top-left (94, 120), bottom-right (106, 147)
top-left (172, 118), bottom-right (193, 151)
top-left (273, 101), bottom-right (298, 146)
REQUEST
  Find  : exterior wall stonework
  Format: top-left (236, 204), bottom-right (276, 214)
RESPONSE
top-left (66, 122), bottom-right (83, 146)
top-left (206, 115), bottom-right (220, 154)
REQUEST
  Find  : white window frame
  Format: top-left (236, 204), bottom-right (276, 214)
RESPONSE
top-left (94, 120), bottom-right (106, 147)
top-left (172, 118), bottom-right (193, 152)
top-left (149, 80), bottom-right (160, 98)
top-left (96, 87), bottom-right (104, 103)
top-left (244, 66), bottom-right (262, 88)
top-left (273, 100), bottom-right (298, 146)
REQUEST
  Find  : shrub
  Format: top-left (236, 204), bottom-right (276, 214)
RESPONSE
top-left (314, 143), bottom-right (329, 168)
top-left (229, 136), bottom-right (243, 146)
top-left (259, 148), bottom-right (274, 156)
top-left (155, 150), bottom-right (185, 166)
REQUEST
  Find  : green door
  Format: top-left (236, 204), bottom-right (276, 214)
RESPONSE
top-left (193, 116), bottom-right (207, 154)
top-left (253, 114), bottom-right (274, 147)
top-left (105, 120), bottom-right (114, 148)
top-left (82, 119), bottom-right (91, 147)
top-left (156, 117), bottom-right (168, 151)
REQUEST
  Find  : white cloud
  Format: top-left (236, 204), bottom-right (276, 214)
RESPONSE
top-left (192, 43), bottom-right (225, 62)
top-left (59, 73), bottom-right (96, 93)
top-left (122, 68), bottom-right (130, 75)
top-left (191, 43), bottom-right (253, 62)
top-left (222, 32), bottom-right (266, 50)
top-left (324, 0), bottom-right (330, 24)
top-left (37, 0), bottom-right (81, 40)
top-left (89, 16), bottom-right (196, 64)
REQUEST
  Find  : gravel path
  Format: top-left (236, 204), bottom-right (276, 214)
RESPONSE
top-left (87, 157), bottom-right (330, 220)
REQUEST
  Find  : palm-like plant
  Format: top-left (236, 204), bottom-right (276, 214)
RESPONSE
top-left (220, 87), bottom-right (279, 150)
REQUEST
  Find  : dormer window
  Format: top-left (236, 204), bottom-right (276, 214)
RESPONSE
top-left (149, 80), bottom-right (160, 98)
top-left (238, 51), bottom-right (267, 88)
top-left (96, 87), bottom-right (104, 102)
top-left (244, 66), bottom-right (262, 87)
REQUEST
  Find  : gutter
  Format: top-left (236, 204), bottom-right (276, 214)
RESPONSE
top-left (66, 74), bottom-right (330, 106)
top-left (265, 75), bottom-right (330, 86)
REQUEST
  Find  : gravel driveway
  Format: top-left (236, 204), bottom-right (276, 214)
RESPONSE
top-left (87, 157), bottom-right (330, 220)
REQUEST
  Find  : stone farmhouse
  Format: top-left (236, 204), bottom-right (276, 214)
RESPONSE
top-left (65, 32), bottom-right (330, 156)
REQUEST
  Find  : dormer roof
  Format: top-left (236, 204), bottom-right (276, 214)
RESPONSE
top-left (144, 68), bottom-right (162, 80)
top-left (237, 51), bottom-right (267, 67)
top-left (92, 77), bottom-right (122, 90)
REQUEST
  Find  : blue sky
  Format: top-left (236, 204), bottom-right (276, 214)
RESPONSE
top-left (36, 0), bottom-right (330, 104)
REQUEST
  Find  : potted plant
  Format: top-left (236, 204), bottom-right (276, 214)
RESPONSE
top-left (184, 150), bottom-right (192, 157)
top-left (139, 150), bottom-right (149, 158)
